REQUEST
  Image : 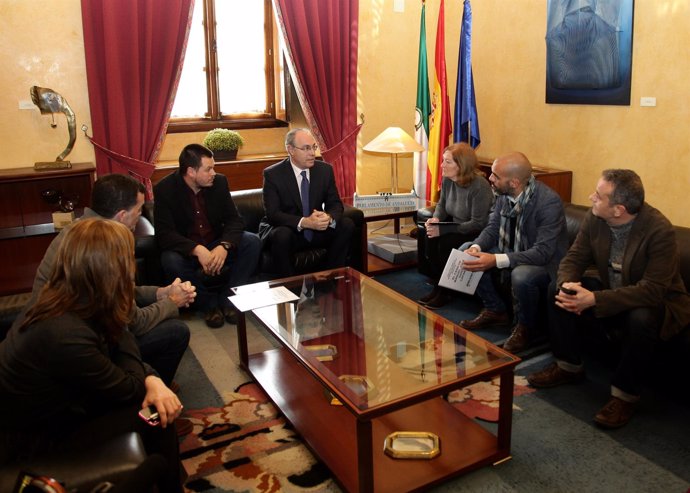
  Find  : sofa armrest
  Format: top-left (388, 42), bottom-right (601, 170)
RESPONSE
top-left (414, 206), bottom-right (435, 224)
top-left (0, 432), bottom-right (147, 493)
top-left (133, 215), bottom-right (162, 286)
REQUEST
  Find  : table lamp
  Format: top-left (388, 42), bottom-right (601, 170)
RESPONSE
top-left (363, 127), bottom-right (424, 193)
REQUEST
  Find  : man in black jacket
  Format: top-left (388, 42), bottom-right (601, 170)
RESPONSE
top-left (154, 144), bottom-right (261, 328)
top-left (259, 128), bottom-right (353, 277)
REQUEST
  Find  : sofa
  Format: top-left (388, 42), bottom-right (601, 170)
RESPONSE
top-left (135, 188), bottom-right (365, 286)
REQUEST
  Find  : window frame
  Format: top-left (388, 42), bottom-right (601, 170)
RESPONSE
top-left (167, 0), bottom-right (287, 134)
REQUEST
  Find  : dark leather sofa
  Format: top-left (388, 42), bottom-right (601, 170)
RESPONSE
top-left (0, 432), bottom-right (147, 492)
top-left (135, 188), bottom-right (365, 286)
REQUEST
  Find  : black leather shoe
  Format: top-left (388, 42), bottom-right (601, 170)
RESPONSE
top-left (460, 309), bottom-right (510, 330)
top-left (424, 290), bottom-right (452, 309)
top-left (204, 307), bottom-right (224, 328)
top-left (222, 306), bottom-right (238, 325)
top-left (594, 397), bottom-right (635, 429)
top-left (418, 286), bottom-right (441, 305)
top-left (527, 362), bottom-right (585, 388)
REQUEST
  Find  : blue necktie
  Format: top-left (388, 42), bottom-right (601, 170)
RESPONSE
top-left (300, 170), bottom-right (313, 241)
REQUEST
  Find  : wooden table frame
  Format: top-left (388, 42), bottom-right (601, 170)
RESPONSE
top-left (235, 270), bottom-right (519, 492)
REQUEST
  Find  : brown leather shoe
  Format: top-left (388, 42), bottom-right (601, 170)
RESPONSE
top-left (204, 307), bottom-right (224, 328)
top-left (503, 323), bottom-right (529, 353)
top-left (527, 362), bottom-right (585, 388)
top-left (460, 309), bottom-right (510, 330)
top-left (222, 306), bottom-right (238, 325)
top-left (594, 397), bottom-right (635, 429)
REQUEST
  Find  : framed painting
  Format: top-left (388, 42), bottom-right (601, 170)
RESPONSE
top-left (545, 0), bottom-right (635, 105)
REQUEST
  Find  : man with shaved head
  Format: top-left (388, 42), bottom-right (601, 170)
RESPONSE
top-left (459, 152), bottom-right (568, 353)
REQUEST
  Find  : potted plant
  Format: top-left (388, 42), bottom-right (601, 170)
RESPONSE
top-left (202, 128), bottom-right (244, 161)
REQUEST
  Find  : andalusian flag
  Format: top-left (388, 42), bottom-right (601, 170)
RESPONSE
top-left (426, 0), bottom-right (452, 203)
top-left (414, 1), bottom-right (431, 201)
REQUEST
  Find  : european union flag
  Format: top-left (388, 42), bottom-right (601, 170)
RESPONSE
top-left (454, 0), bottom-right (480, 148)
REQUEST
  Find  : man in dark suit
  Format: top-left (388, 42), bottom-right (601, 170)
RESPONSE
top-left (459, 152), bottom-right (568, 353)
top-left (528, 169), bottom-right (690, 428)
top-left (259, 128), bottom-right (354, 278)
top-left (154, 144), bottom-right (261, 328)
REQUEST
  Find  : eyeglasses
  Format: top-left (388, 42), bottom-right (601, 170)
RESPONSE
top-left (292, 144), bottom-right (318, 152)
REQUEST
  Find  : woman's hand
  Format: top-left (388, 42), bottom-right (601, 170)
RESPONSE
top-left (142, 376), bottom-right (183, 428)
top-left (425, 217), bottom-right (440, 238)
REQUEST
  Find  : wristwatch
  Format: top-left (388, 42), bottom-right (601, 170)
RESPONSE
top-left (220, 241), bottom-right (233, 251)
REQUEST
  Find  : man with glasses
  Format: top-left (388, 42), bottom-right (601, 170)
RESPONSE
top-left (527, 169), bottom-right (690, 428)
top-left (259, 128), bottom-right (354, 278)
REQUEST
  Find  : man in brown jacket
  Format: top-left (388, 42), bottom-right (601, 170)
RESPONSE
top-left (527, 169), bottom-right (690, 428)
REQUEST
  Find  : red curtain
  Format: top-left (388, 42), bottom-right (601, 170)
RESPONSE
top-left (274, 0), bottom-right (361, 198)
top-left (81, 0), bottom-right (192, 190)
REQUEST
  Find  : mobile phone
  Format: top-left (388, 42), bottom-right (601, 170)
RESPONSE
top-left (560, 286), bottom-right (577, 295)
top-left (138, 405), bottom-right (160, 426)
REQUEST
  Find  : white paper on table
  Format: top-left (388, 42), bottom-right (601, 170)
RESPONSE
top-left (228, 286), bottom-right (299, 312)
top-left (438, 249), bottom-right (484, 295)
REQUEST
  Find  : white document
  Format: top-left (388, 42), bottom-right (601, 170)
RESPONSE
top-left (438, 249), bottom-right (483, 295)
top-left (228, 286), bottom-right (299, 312)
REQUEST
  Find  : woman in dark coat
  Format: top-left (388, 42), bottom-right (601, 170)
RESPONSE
top-left (0, 218), bottom-right (185, 492)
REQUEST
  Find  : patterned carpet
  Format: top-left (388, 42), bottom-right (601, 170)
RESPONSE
top-left (181, 382), bottom-right (335, 493)
top-left (179, 376), bottom-right (534, 492)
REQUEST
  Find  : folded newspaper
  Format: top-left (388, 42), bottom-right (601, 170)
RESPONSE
top-left (438, 249), bottom-right (483, 295)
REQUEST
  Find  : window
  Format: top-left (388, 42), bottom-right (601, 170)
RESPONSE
top-left (168, 0), bottom-right (287, 133)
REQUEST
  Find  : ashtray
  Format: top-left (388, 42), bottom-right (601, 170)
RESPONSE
top-left (303, 344), bottom-right (338, 361)
top-left (327, 374), bottom-right (377, 406)
top-left (383, 431), bottom-right (440, 459)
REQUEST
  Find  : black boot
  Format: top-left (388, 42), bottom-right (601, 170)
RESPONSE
top-left (424, 287), bottom-right (452, 309)
top-left (418, 285), bottom-right (441, 305)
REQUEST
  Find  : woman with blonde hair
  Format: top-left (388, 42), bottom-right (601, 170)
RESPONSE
top-left (0, 218), bottom-right (184, 492)
top-left (418, 142), bottom-right (493, 308)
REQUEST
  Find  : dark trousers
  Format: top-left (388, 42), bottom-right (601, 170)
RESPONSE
top-left (137, 318), bottom-right (190, 386)
top-left (547, 277), bottom-right (662, 396)
top-left (161, 231), bottom-right (261, 311)
top-left (266, 217), bottom-right (355, 278)
top-left (417, 228), bottom-right (475, 282)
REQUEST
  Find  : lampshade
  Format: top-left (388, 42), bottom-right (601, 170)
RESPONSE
top-left (363, 127), bottom-right (424, 154)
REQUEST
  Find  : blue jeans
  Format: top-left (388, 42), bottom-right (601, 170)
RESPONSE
top-left (460, 242), bottom-right (550, 329)
top-left (160, 231), bottom-right (261, 312)
top-left (136, 318), bottom-right (190, 386)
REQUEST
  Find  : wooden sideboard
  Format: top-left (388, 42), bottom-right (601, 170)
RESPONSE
top-left (0, 163), bottom-right (96, 295)
top-left (478, 159), bottom-right (572, 203)
top-left (151, 153), bottom-right (288, 189)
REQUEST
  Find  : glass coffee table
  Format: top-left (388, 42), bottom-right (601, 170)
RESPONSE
top-left (234, 268), bottom-right (519, 493)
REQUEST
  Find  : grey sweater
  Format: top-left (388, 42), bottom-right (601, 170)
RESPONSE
top-left (433, 175), bottom-right (494, 234)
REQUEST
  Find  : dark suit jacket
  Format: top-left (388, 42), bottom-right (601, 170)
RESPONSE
top-left (154, 171), bottom-right (245, 255)
top-left (474, 180), bottom-right (568, 277)
top-left (258, 158), bottom-right (344, 239)
top-left (558, 204), bottom-right (690, 341)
